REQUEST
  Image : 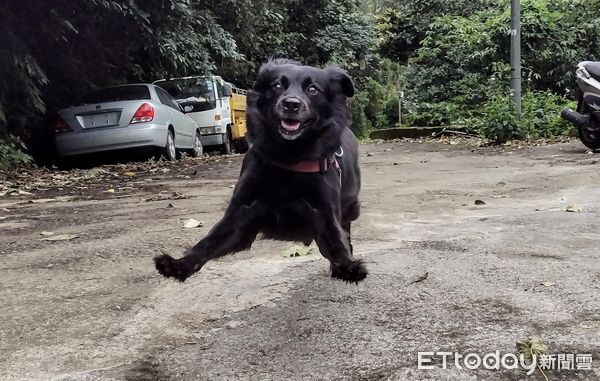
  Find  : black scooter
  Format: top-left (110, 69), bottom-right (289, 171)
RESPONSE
top-left (562, 61), bottom-right (600, 150)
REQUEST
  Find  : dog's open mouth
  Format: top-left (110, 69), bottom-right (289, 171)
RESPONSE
top-left (279, 118), bottom-right (314, 140)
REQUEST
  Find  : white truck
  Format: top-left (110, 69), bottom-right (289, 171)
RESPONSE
top-left (154, 76), bottom-right (248, 154)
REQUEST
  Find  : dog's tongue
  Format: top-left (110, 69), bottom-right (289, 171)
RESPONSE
top-left (281, 119), bottom-right (301, 131)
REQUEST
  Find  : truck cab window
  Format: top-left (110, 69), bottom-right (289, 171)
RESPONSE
top-left (216, 82), bottom-right (224, 99)
top-left (157, 78), bottom-right (216, 112)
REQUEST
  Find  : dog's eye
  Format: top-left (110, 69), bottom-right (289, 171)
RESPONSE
top-left (307, 86), bottom-right (319, 96)
top-left (273, 82), bottom-right (284, 91)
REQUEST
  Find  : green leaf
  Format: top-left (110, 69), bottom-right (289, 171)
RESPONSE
top-left (281, 245), bottom-right (313, 258)
top-left (516, 336), bottom-right (548, 363)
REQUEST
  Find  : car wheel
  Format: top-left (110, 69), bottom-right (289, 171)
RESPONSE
top-left (191, 132), bottom-right (204, 157)
top-left (220, 126), bottom-right (232, 155)
top-left (163, 130), bottom-right (177, 161)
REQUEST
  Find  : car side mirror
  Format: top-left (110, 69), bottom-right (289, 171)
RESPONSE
top-left (223, 83), bottom-right (232, 98)
top-left (183, 105), bottom-right (193, 113)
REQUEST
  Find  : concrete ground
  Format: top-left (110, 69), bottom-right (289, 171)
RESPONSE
top-left (1, 139), bottom-right (599, 381)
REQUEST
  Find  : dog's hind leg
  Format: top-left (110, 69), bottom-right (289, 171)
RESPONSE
top-left (154, 201), bottom-right (264, 282)
top-left (303, 203), bottom-right (367, 283)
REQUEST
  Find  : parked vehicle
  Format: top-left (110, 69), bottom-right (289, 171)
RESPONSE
top-left (154, 76), bottom-right (248, 154)
top-left (561, 61), bottom-right (600, 150)
top-left (54, 84), bottom-right (202, 160)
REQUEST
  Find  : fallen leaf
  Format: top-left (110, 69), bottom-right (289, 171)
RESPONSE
top-left (183, 218), bottom-right (204, 228)
top-left (3, 189), bottom-right (33, 196)
top-left (40, 231), bottom-right (54, 236)
top-left (104, 189), bottom-right (115, 193)
top-left (281, 245), bottom-right (313, 258)
top-left (41, 234), bottom-right (79, 241)
top-left (408, 272), bottom-right (429, 285)
top-left (516, 337), bottom-right (548, 363)
top-left (541, 282), bottom-right (556, 287)
top-left (29, 196), bottom-right (74, 204)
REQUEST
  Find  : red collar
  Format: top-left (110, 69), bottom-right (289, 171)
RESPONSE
top-left (285, 157), bottom-right (330, 174)
top-left (270, 147), bottom-right (344, 175)
top-left (281, 156), bottom-right (340, 174)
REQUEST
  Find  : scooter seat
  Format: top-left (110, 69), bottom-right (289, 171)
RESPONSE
top-left (584, 62), bottom-right (600, 81)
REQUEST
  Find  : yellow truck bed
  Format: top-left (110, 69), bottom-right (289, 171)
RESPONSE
top-left (230, 88), bottom-right (247, 142)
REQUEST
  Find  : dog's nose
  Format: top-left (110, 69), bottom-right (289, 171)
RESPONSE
top-left (282, 97), bottom-right (302, 112)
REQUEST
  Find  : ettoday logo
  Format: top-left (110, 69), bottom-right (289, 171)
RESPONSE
top-left (418, 351), bottom-right (537, 375)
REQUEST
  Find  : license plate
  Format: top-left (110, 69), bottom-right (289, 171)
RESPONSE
top-left (82, 112), bottom-right (120, 128)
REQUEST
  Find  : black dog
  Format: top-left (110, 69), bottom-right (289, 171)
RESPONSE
top-left (154, 59), bottom-right (367, 283)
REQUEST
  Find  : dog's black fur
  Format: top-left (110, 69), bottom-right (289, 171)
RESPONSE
top-left (154, 59), bottom-right (367, 283)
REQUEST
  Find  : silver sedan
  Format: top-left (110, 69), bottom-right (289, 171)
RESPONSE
top-left (54, 84), bottom-right (203, 160)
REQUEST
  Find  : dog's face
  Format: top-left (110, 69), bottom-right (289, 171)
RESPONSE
top-left (247, 60), bottom-right (354, 152)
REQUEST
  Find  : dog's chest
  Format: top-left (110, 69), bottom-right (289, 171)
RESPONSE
top-left (263, 203), bottom-right (306, 229)
top-left (257, 201), bottom-right (313, 242)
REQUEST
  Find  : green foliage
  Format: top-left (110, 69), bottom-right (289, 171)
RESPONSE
top-left (1, 0), bottom-right (378, 155)
top-left (350, 91), bottom-right (372, 139)
top-left (467, 95), bottom-right (521, 143)
top-left (0, 136), bottom-right (34, 169)
top-left (377, 0), bottom-right (600, 141)
top-left (378, 0), bottom-right (496, 63)
top-left (467, 91), bottom-right (574, 143)
top-left (0, 0), bottom-right (241, 144)
top-left (1, 0), bottom-right (593, 153)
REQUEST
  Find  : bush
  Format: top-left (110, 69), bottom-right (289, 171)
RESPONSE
top-left (350, 90), bottom-right (372, 138)
top-left (0, 136), bottom-right (34, 169)
top-left (520, 91), bottom-right (575, 138)
top-left (467, 95), bottom-right (520, 143)
top-left (379, 0), bottom-right (600, 139)
top-left (467, 91), bottom-right (574, 143)
top-left (383, 98), bottom-right (399, 127)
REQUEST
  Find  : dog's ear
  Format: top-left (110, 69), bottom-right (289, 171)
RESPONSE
top-left (326, 67), bottom-right (354, 98)
top-left (252, 62), bottom-right (275, 92)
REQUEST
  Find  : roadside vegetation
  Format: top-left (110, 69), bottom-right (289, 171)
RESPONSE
top-left (1, 0), bottom-right (599, 168)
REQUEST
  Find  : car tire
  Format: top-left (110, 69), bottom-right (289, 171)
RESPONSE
top-left (220, 126), bottom-right (232, 155)
top-left (191, 132), bottom-right (204, 157)
top-left (163, 130), bottom-right (177, 161)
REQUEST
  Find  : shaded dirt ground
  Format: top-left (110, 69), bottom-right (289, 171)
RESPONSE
top-left (1, 139), bottom-right (600, 381)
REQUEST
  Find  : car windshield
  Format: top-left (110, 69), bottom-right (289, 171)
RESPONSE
top-left (78, 85), bottom-right (151, 105)
top-left (157, 78), bottom-right (215, 104)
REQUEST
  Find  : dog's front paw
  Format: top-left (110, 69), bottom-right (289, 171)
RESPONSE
top-left (331, 260), bottom-right (368, 283)
top-left (154, 254), bottom-right (189, 282)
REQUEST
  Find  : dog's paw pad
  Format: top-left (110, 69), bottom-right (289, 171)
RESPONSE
top-left (154, 254), bottom-right (188, 282)
top-left (331, 260), bottom-right (368, 284)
